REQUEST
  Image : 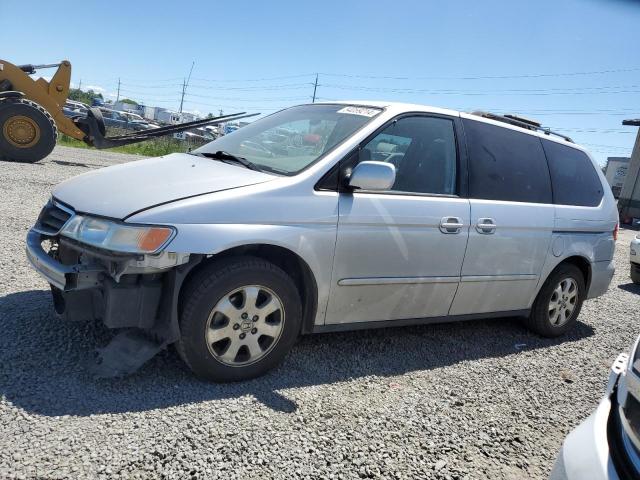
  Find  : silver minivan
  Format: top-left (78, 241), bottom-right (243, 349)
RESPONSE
top-left (26, 102), bottom-right (618, 381)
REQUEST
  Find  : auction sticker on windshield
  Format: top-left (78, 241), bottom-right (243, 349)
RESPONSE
top-left (337, 106), bottom-right (381, 117)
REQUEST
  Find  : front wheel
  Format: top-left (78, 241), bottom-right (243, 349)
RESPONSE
top-left (177, 256), bottom-right (302, 382)
top-left (524, 264), bottom-right (586, 337)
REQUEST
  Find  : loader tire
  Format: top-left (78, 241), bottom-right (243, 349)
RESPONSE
top-left (0, 98), bottom-right (57, 163)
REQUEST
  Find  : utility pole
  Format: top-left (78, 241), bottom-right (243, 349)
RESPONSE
top-left (116, 78), bottom-right (121, 103)
top-left (179, 61), bottom-right (195, 113)
top-left (312, 74), bottom-right (318, 103)
top-left (78, 78), bottom-right (82, 91)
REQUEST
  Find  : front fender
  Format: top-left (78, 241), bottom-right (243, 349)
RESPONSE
top-left (142, 222), bottom-right (337, 328)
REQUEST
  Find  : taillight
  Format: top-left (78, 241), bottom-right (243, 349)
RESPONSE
top-left (613, 222), bottom-right (619, 241)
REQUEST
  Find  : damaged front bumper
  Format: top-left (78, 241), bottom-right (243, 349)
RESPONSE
top-left (25, 228), bottom-right (201, 376)
top-left (26, 229), bottom-right (103, 291)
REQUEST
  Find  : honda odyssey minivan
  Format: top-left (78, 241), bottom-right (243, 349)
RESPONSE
top-left (26, 101), bottom-right (618, 381)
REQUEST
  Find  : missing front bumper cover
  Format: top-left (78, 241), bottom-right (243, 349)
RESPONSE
top-left (26, 228), bottom-right (203, 377)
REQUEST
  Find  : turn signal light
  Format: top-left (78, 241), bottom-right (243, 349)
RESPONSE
top-left (138, 227), bottom-right (173, 252)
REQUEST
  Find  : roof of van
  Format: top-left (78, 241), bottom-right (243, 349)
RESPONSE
top-left (314, 100), bottom-right (582, 150)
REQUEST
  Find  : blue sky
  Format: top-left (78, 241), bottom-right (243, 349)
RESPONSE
top-left (1, 0), bottom-right (638, 165)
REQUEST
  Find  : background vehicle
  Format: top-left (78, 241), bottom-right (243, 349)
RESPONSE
top-left (0, 59), bottom-right (257, 162)
top-left (62, 99), bottom-right (88, 119)
top-left (25, 102), bottom-right (619, 381)
top-left (98, 108), bottom-right (153, 131)
top-left (631, 234), bottom-right (640, 284)
top-left (550, 336), bottom-right (640, 479)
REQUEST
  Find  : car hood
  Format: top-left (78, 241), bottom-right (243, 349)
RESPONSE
top-left (52, 153), bottom-right (276, 219)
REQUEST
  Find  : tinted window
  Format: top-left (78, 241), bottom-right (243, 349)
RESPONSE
top-left (541, 140), bottom-right (604, 207)
top-left (360, 116), bottom-right (457, 195)
top-left (463, 119), bottom-right (552, 203)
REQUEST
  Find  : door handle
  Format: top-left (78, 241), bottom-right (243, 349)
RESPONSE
top-left (476, 217), bottom-right (497, 234)
top-left (440, 216), bottom-right (464, 234)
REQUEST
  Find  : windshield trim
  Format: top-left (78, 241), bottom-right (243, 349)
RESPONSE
top-left (194, 103), bottom-right (385, 177)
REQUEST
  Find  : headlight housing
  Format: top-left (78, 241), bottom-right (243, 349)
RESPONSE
top-left (60, 215), bottom-right (175, 254)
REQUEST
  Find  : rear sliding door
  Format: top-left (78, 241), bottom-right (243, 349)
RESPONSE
top-left (449, 116), bottom-right (555, 315)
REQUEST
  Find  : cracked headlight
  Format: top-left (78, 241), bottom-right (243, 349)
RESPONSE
top-left (60, 215), bottom-right (175, 254)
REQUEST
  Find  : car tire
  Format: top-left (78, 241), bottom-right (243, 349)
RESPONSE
top-left (524, 264), bottom-right (586, 338)
top-left (631, 264), bottom-right (640, 285)
top-left (176, 256), bottom-right (302, 382)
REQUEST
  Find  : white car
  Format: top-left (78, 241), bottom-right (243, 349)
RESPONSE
top-left (631, 234), bottom-right (640, 284)
top-left (550, 336), bottom-right (640, 479)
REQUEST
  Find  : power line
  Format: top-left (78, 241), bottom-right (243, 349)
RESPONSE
top-left (317, 66), bottom-right (640, 81)
top-left (318, 83), bottom-right (640, 96)
top-left (112, 66), bottom-right (640, 84)
top-left (186, 82), bottom-right (314, 91)
top-left (117, 87), bottom-right (309, 102)
top-left (581, 142), bottom-right (632, 151)
top-left (190, 73), bottom-right (316, 83)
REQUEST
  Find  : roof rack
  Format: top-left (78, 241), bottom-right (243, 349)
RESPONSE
top-left (470, 111), bottom-right (574, 143)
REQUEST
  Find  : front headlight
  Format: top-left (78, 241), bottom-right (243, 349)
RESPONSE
top-left (60, 215), bottom-right (175, 254)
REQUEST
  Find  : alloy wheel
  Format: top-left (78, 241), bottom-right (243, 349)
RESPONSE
top-left (548, 277), bottom-right (578, 326)
top-left (205, 285), bottom-right (285, 366)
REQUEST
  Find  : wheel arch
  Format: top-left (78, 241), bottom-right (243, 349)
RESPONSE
top-left (540, 255), bottom-right (592, 294)
top-left (180, 243), bottom-right (319, 335)
top-left (558, 255), bottom-right (592, 291)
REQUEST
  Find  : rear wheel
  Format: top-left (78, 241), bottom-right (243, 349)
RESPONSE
top-left (0, 98), bottom-right (57, 163)
top-left (524, 264), bottom-right (585, 337)
top-left (177, 256), bottom-right (302, 382)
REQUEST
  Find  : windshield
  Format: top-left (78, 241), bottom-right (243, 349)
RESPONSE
top-left (195, 104), bottom-right (382, 175)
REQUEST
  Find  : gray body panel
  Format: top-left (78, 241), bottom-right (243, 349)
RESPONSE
top-left (326, 193), bottom-right (470, 324)
top-left (52, 153), bottom-right (276, 219)
top-left (450, 200), bottom-right (554, 315)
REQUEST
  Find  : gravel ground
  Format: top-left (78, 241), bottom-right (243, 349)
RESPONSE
top-left (1, 146), bottom-right (639, 479)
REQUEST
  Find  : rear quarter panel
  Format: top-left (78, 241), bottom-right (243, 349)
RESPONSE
top-left (531, 149), bottom-right (618, 305)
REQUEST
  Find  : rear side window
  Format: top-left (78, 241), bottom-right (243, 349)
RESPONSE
top-left (463, 118), bottom-right (552, 203)
top-left (541, 140), bottom-right (604, 207)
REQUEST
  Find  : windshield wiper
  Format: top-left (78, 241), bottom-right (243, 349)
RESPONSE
top-left (193, 150), bottom-right (261, 171)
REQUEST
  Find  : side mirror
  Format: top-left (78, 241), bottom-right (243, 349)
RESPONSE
top-left (348, 161), bottom-right (396, 191)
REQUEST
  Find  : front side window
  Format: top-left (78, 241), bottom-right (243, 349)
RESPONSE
top-left (359, 116), bottom-right (458, 195)
top-left (464, 119), bottom-right (552, 204)
top-left (196, 104), bottom-right (382, 175)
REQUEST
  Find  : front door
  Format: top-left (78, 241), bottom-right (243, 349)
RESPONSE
top-left (325, 115), bottom-right (470, 325)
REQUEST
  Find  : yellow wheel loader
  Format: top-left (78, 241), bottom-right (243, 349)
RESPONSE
top-left (0, 59), bottom-right (257, 163)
